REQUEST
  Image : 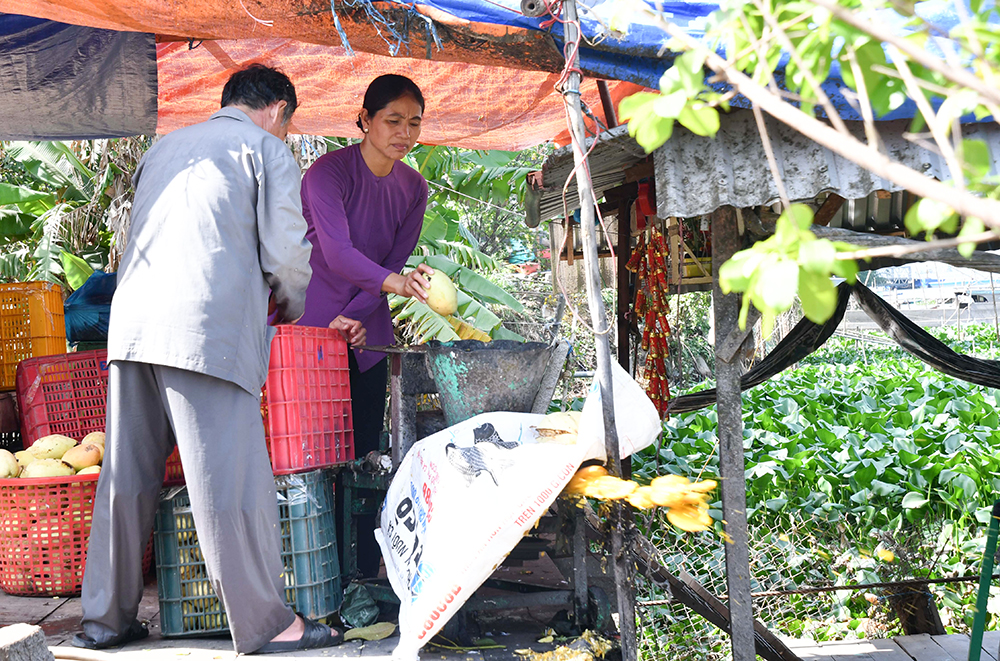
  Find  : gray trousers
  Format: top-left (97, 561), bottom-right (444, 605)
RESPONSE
top-left (81, 360), bottom-right (296, 653)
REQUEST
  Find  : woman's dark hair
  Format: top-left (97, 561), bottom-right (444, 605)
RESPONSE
top-left (356, 74), bottom-right (425, 131)
top-left (221, 64), bottom-right (298, 124)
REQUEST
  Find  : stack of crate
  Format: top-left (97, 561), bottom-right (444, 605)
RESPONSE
top-left (0, 282), bottom-right (67, 451)
top-left (154, 325), bottom-right (355, 636)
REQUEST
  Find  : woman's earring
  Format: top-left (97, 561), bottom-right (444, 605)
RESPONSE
top-left (363, 127), bottom-right (369, 133)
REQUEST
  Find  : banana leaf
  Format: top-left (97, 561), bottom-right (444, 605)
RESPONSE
top-left (455, 290), bottom-right (501, 332)
top-left (391, 296), bottom-right (461, 343)
top-left (60, 251), bottom-right (95, 291)
top-left (492, 326), bottom-right (526, 342)
top-left (6, 141), bottom-right (93, 200)
top-left (0, 246), bottom-right (29, 281)
top-left (0, 210), bottom-right (33, 241)
top-left (0, 182), bottom-right (52, 206)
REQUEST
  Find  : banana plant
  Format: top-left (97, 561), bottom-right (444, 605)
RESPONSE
top-left (0, 139), bottom-right (139, 287)
top-left (390, 145), bottom-right (534, 343)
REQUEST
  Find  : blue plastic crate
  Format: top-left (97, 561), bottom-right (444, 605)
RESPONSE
top-left (154, 469), bottom-right (342, 637)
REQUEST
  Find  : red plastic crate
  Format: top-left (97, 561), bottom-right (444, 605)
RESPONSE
top-left (0, 475), bottom-right (153, 597)
top-left (16, 349), bottom-right (109, 445)
top-left (19, 326), bottom-right (353, 484)
top-left (0, 473), bottom-right (99, 596)
top-left (266, 326), bottom-right (354, 474)
top-left (0, 473), bottom-right (152, 596)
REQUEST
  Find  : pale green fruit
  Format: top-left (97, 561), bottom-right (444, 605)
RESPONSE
top-left (426, 271), bottom-right (458, 316)
top-left (31, 434), bottom-right (78, 460)
top-left (21, 458), bottom-right (75, 478)
top-left (0, 449), bottom-right (19, 478)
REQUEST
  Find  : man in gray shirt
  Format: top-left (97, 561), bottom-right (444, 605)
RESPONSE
top-left (74, 64), bottom-right (348, 654)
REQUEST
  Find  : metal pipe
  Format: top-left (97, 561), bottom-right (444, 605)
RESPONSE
top-left (596, 79), bottom-right (619, 129)
top-left (561, 2), bottom-right (636, 659)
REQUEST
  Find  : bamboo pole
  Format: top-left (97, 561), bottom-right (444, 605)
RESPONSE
top-left (560, 1), bottom-right (637, 658)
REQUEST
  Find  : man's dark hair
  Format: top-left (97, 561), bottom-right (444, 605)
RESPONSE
top-left (221, 64), bottom-right (297, 124)
top-left (355, 74), bottom-right (425, 131)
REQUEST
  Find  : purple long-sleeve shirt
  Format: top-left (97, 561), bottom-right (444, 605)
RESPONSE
top-left (298, 144), bottom-right (428, 372)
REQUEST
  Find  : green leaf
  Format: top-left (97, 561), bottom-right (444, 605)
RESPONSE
top-left (799, 269), bottom-right (838, 324)
top-left (904, 198), bottom-right (959, 237)
top-left (901, 491), bottom-right (929, 509)
top-left (390, 297), bottom-right (461, 343)
top-left (491, 326), bottom-right (526, 342)
top-left (673, 51), bottom-right (706, 93)
top-left (798, 238), bottom-right (836, 274)
top-left (678, 104), bottom-right (720, 137)
top-left (653, 90), bottom-right (689, 120)
top-left (636, 117), bottom-right (675, 153)
top-left (756, 259), bottom-right (799, 313)
top-left (961, 139), bottom-right (991, 180)
top-left (871, 479), bottom-right (902, 497)
top-left (957, 217), bottom-right (985, 258)
top-left (0, 182), bottom-right (51, 207)
top-left (60, 251), bottom-right (94, 291)
top-left (618, 92), bottom-right (661, 123)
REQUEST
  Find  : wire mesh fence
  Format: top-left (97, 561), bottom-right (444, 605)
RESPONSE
top-left (627, 504), bottom-right (1000, 660)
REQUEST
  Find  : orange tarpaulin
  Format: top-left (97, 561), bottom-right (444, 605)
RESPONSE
top-left (158, 39), bottom-right (643, 149)
top-left (0, 0), bottom-right (565, 72)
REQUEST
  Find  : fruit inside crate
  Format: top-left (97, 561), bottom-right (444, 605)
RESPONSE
top-left (154, 469), bottom-right (342, 636)
top-left (0, 282), bottom-right (66, 391)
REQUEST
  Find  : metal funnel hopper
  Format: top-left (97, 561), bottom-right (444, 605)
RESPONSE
top-left (424, 340), bottom-right (555, 426)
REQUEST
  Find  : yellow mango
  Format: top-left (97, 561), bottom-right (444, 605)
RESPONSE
top-left (31, 434), bottom-right (78, 460)
top-left (426, 271), bottom-right (458, 316)
top-left (62, 444), bottom-right (102, 471)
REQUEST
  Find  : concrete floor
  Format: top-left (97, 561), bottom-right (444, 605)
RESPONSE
top-left (2, 578), bottom-right (565, 661)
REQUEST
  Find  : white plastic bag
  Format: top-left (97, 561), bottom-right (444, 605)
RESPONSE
top-left (375, 365), bottom-right (660, 660)
top-left (579, 360), bottom-right (662, 462)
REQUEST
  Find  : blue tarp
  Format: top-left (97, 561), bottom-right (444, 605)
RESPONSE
top-left (412, 0), bottom-right (996, 121)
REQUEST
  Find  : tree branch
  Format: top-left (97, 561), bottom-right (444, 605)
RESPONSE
top-left (636, 9), bottom-right (1000, 227)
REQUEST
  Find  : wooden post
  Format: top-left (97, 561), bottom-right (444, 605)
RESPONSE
top-left (561, 1), bottom-right (636, 658)
top-left (712, 205), bottom-right (755, 661)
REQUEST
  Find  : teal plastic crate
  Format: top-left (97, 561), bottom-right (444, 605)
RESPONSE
top-left (154, 469), bottom-right (342, 636)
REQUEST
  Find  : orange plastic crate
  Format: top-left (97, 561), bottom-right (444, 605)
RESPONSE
top-left (0, 282), bottom-right (66, 391)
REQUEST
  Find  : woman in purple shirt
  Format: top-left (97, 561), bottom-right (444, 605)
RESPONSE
top-left (299, 74), bottom-right (433, 577)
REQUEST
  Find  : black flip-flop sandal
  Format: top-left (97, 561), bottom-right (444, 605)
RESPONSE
top-left (71, 620), bottom-right (149, 650)
top-left (252, 614), bottom-right (343, 654)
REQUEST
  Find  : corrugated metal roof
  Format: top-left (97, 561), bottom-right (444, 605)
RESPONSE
top-left (654, 110), bottom-right (1000, 218)
top-left (529, 109), bottom-right (1000, 223)
top-left (536, 124), bottom-right (646, 221)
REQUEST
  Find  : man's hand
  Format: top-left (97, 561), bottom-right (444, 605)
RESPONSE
top-left (330, 315), bottom-right (366, 346)
top-left (382, 264), bottom-right (434, 303)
